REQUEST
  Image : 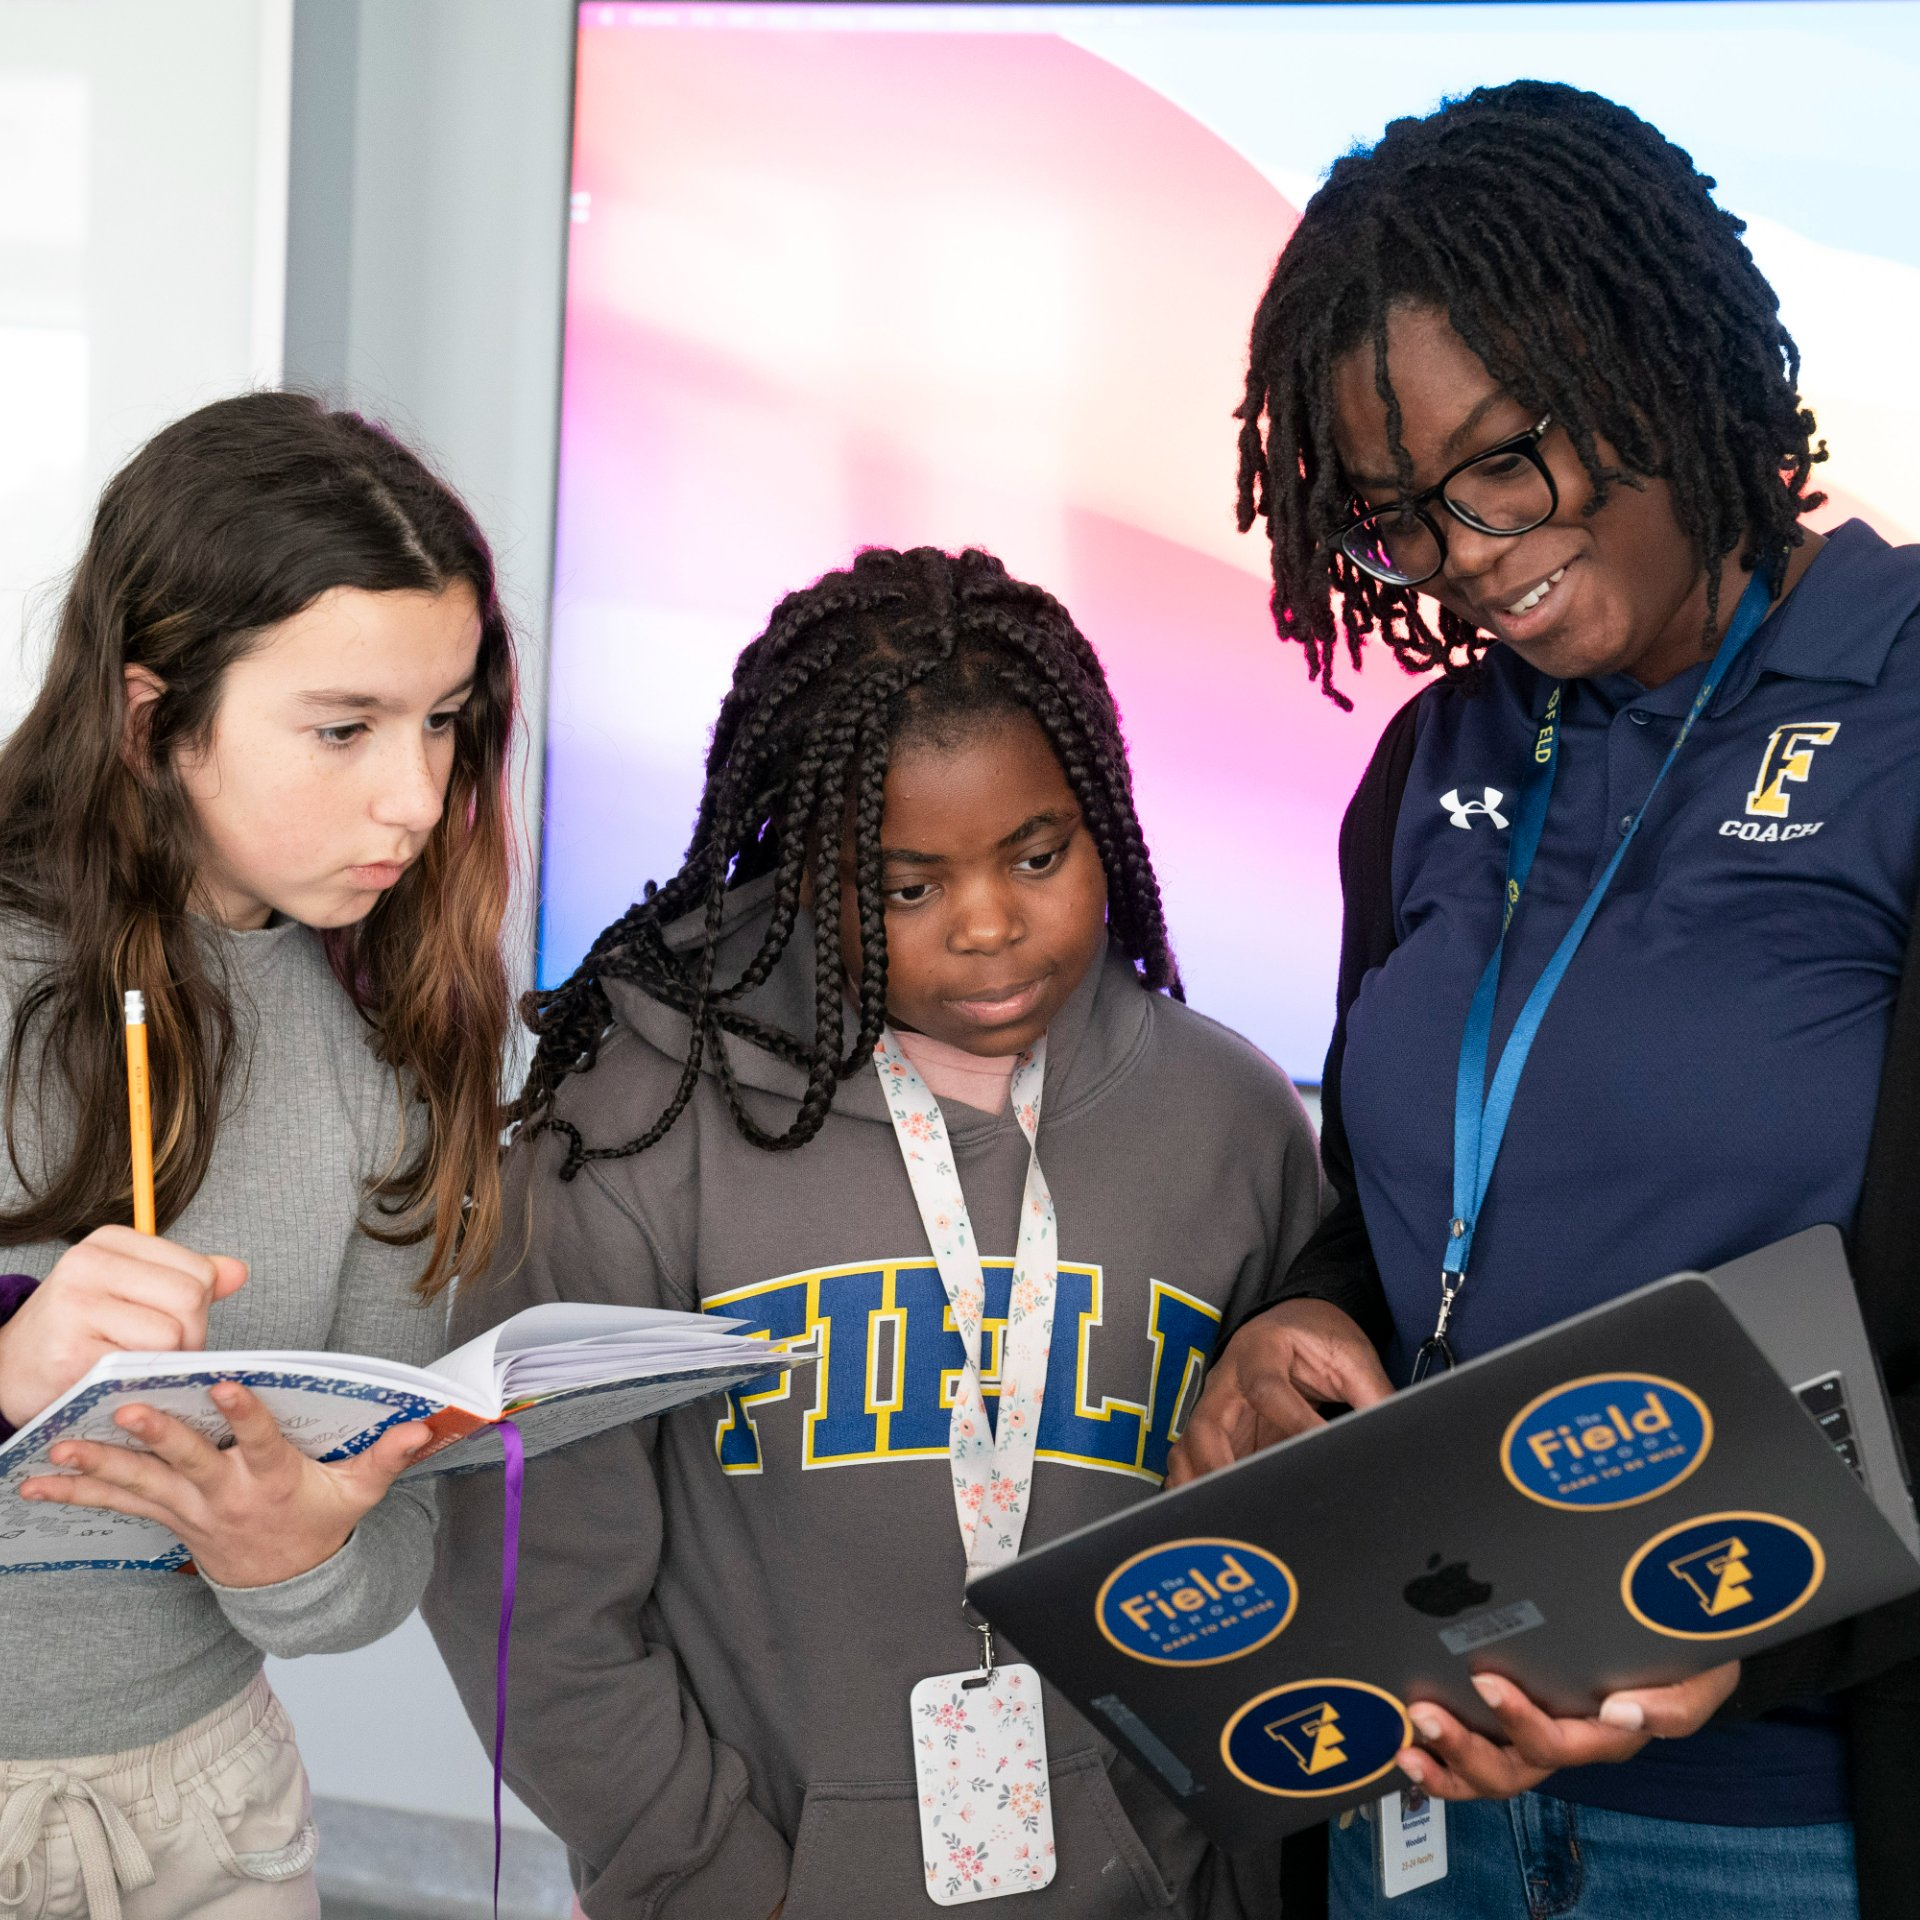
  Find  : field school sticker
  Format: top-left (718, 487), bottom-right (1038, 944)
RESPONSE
top-left (1622, 1510), bottom-right (1825, 1640)
top-left (1220, 1679), bottom-right (1412, 1799)
top-left (1095, 1538), bottom-right (1297, 1667)
top-left (1501, 1373), bottom-right (1712, 1512)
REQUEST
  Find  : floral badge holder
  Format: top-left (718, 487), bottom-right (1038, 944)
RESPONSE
top-left (910, 1663), bottom-right (1057, 1904)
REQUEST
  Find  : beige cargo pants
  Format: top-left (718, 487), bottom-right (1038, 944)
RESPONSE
top-left (0, 1674), bottom-right (319, 1920)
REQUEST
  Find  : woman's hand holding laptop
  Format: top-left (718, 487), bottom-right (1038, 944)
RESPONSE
top-left (1390, 1663), bottom-right (1741, 1802)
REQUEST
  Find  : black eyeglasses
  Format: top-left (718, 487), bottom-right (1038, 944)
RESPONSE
top-left (1334, 416), bottom-right (1558, 587)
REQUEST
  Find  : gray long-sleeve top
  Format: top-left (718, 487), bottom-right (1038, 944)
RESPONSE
top-left (0, 916), bottom-right (445, 1758)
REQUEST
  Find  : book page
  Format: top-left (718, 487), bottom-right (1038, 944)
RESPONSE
top-left (497, 1332), bottom-right (765, 1398)
top-left (428, 1301), bottom-right (755, 1408)
top-left (488, 1302), bottom-right (746, 1353)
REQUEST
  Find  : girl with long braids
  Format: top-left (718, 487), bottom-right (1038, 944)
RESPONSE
top-left (1174, 81), bottom-right (1920, 1920)
top-left (0, 391), bottom-right (516, 1916)
top-left (426, 545), bottom-right (1321, 1920)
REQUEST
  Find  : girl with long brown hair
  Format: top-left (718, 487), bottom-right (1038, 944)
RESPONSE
top-left (0, 391), bottom-right (515, 1917)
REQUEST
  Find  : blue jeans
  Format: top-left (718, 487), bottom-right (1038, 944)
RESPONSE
top-left (1328, 1792), bottom-right (1859, 1920)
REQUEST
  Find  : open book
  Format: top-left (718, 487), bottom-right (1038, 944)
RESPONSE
top-left (0, 1303), bottom-right (809, 1574)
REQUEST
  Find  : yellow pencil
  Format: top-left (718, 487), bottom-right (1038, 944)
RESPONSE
top-left (124, 989), bottom-right (155, 1235)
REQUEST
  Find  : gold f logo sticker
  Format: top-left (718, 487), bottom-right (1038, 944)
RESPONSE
top-left (1266, 1703), bottom-right (1348, 1775)
top-left (1669, 1536), bottom-right (1754, 1616)
top-left (1746, 723), bottom-right (1839, 819)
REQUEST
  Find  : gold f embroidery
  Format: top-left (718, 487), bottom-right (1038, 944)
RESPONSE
top-left (1746, 723), bottom-right (1839, 819)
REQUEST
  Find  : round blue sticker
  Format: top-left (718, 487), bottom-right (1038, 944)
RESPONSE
top-left (1220, 1679), bottom-right (1411, 1799)
top-left (1502, 1373), bottom-right (1712, 1511)
top-left (1622, 1511), bottom-right (1825, 1640)
top-left (1095, 1537), bottom-right (1297, 1667)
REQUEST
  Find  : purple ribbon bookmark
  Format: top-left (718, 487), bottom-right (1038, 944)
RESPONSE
top-left (493, 1418), bottom-right (525, 1920)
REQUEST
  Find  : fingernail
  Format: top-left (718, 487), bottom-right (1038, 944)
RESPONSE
top-left (1410, 1709), bottom-right (1443, 1741)
top-left (1598, 1698), bottom-right (1645, 1731)
top-left (1398, 1751), bottom-right (1427, 1785)
top-left (1471, 1675), bottom-right (1505, 1708)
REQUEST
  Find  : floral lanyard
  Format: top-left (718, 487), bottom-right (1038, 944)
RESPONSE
top-left (873, 1028), bottom-right (1057, 1596)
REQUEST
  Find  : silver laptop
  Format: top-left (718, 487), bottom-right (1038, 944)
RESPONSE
top-left (1709, 1224), bottom-right (1917, 1555)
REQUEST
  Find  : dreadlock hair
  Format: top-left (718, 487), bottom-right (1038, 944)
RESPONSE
top-left (1235, 79), bottom-right (1826, 710)
top-left (519, 546), bottom-right (1181, 1176)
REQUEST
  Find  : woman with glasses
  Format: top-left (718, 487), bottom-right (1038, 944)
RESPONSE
top-left (1169, 81), bottom-right (1920, 1920)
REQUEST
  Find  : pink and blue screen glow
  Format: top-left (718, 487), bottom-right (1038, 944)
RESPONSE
top-left (544, 2), bottom-right (1920, 1080)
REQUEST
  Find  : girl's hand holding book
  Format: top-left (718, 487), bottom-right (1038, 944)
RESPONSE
top-left (0, 1225), bottom-right (249, 1428)
top-left (17, 1378), bottom-right (430, 1587)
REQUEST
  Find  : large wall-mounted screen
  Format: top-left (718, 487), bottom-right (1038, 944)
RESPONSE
top-left (542, 0), bottom-right (1919, 1082)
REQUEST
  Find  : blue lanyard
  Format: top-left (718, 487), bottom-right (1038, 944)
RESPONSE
top-left (1416, 569), bottom-right (1778, 1378)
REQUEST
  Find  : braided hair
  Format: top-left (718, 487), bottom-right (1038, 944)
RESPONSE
top-left (1235, 80), bottom-right (1826, 710)
top-left (520, 546), bottom-right (1180, 1175)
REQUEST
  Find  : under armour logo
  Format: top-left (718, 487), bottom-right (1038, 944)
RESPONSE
top-left (1441, 787), bottom-right (1509, 830)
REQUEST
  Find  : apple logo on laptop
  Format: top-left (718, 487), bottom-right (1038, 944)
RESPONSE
top-left (1403, 1553), bottom-right (1493, 1618)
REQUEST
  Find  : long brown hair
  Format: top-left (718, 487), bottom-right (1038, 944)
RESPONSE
top-left (0, 391), bottom-right (516, 1296)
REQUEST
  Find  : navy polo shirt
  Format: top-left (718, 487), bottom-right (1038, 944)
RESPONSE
top-left (1341, 521), bottom-right (1920, 1826)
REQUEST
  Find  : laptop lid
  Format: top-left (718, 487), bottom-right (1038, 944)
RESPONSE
top-left (969, 1269), bottom-right (1920, 1850)
top-left (1707, 1224), bottom-right (1919, 1555)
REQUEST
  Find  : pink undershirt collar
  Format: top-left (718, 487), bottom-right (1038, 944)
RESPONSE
top-left (893, 1028), bottom-right (1020, 1115)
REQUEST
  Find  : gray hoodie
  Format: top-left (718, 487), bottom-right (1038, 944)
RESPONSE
top-left (425, 878), bottom-right (1321, 1919)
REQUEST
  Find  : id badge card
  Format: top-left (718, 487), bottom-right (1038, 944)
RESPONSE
top-left (910, 1664), bottom-right (1056, 1904)
top-left (1374, 1787), bottom-right (1447, 1898)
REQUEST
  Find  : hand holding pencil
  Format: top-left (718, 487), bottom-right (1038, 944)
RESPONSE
top-left (0, 987), bottom-right (247, 1427)
top-left (11, 984), bottom-right (423, 1586)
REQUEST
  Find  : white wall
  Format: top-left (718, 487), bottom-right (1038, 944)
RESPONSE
top-left (0, 0), bottom-right (291, 730)
top-left (271, 1609), bottom-right (545, 1833)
